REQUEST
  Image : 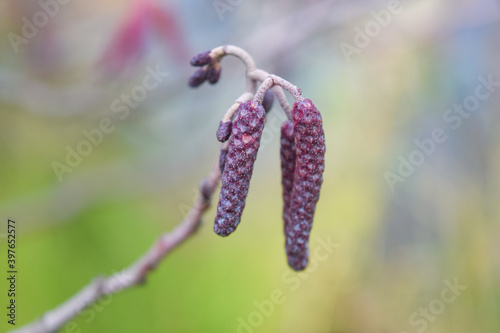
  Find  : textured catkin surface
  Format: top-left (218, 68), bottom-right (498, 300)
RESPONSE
top-left (287, 99), bottom-right (325, 270)
top-left (280, 120), bottom-right (296, 243)
top-left (214, 101), bottom-right (266, 236)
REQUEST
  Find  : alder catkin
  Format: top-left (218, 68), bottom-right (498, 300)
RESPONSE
top-left (286, 99), bottom-right (325, 271)
top-left (280, 120), bottom-right (296, 245)
top-left (214, 101), bottom-right (266, 236)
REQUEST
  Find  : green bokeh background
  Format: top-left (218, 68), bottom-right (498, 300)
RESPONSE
top-left (1, 0), bottom-right (499, 332)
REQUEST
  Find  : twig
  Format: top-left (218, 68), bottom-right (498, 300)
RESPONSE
top-left (253, 75), bottom-right (303, 105)
top-left (10, 161), bottom-right (221, 333)
top-left (213, 45), bottom-right (292, 117)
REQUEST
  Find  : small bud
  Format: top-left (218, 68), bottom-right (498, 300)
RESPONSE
top-left (207, 66), bottom-right (221, 84)
top-left (200, 178), bottom-right (213, 202)
top-left (188, 68), bottom-right (208, 87)
top-left (216, 120), bottom-right (232, 142)
top-left (219, 146), bottom-right (228, 174)
top-left (262, 90), bottom-right (275, 113)
top-left (190, 50), bottom-right (212, 66)
top-left (280, 120), bottom-right (296, 250)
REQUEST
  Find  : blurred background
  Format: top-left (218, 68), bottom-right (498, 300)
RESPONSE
top-left (1, 0), bottom-right (499, 332)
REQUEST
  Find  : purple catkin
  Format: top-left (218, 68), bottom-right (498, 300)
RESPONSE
top-left (190, 51), bottom-right (212, 66)
top-left (188, 68), bottom-right (208, 87)
top-left (214, 101), bottom-right (266, 236)
top-left (207, 66), bottom-right (221, 84)
top-left (219, 146), bottom-right (228, 174)
top-left (286, 99), bottom-right (325, 271)
top-left (280, 120), bottom-right (296, 245)
top-left (216, 120), bottom-right (232, 142)
top-left (262, 90), bottom-right (274, 113)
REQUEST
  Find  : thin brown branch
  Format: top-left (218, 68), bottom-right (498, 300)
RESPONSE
top-left (10, 161), bottom-right (221, 333)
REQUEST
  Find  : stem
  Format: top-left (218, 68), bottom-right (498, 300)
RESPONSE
top-left (222, 92), bottom-right (254, 122)
top-left (210, 45), bottom-right (256, 94)
top-left (253, 75), bottom-right (303, 118)
top-left (210, 45), bottom-right (257, 72)
top-left (10, 162), bottom-right (221, 333)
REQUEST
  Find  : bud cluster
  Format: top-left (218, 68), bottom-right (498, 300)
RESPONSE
top-left (189, 50), bottom-right (222, 87)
